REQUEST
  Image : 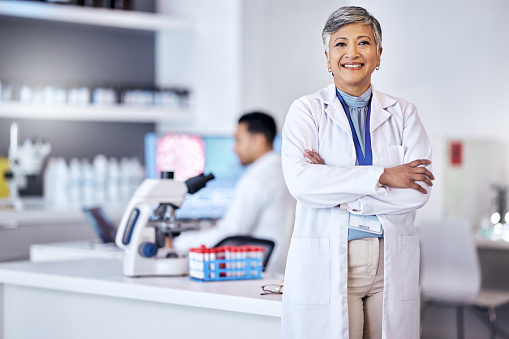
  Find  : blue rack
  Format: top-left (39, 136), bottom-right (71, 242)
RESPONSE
top-left (189, 258), bottom-right (263, 282)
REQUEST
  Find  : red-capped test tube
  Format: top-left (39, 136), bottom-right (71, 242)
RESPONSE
top-left (216, 246), bottom-right (226, 277)
top-left (208, 248), bottom-right (216, 279)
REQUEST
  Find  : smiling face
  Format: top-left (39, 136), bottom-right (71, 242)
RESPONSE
top-left (325, 23), bottom-right (382, 96)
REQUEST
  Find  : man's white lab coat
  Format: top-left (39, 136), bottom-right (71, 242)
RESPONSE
top-left (174, 151), bottom-right (295, 275)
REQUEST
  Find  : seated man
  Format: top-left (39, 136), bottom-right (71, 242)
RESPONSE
top-left (173, 112), bottom-right (295, 275)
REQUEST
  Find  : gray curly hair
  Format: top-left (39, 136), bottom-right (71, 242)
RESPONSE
top-left (322, 6), bottom-right (382, 54)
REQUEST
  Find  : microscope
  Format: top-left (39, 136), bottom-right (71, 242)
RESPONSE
top-left (1, 122), bottom-right (51, 209)
top-left (115, 171), bottom-right (215, 277)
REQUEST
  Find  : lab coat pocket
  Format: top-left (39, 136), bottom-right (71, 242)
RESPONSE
top-left (388, 145), bottom-right (405, 167)
top-left (286, 237), bottom-right (330, 305)
top-left (399, 235), bottom-right (420, 301)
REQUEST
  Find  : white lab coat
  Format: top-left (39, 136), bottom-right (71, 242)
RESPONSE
top-left (174, 151), bottom-right (296, 275)
top-left (281, 84), bottom-right (432, 339)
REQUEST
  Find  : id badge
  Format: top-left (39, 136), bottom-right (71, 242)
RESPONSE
top-left (348, 213), bottom-right (382, 234)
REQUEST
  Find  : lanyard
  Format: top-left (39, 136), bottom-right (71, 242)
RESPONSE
top-left (336, 89), bottom-right (373, 166)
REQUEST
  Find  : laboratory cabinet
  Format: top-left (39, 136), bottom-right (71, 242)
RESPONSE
top-left (0, 0), bottom-right (193, 124)
top-left (0, 0), bottom-right (253, 134)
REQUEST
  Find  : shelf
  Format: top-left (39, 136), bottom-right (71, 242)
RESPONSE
top-left (0, 102), bottom-right (192, 123)
top-left (0, 1), bottom-right (194, 32)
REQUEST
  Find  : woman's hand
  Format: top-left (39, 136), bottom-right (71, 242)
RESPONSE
top-left (304, 149), bottom-right (324, 165)
top-left (379, 159), bottom-right (434, 194)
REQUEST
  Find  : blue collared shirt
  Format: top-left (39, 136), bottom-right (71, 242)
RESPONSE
top-left (337, 87), bottom-right (384, 241)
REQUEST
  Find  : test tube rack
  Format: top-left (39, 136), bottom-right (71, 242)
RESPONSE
top-left (189, 245), bottom-right (263, 282)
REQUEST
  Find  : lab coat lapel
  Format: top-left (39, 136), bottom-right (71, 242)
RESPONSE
top-left (370, 88), bottom-right (395, 132)
top-left (319, 84), bottom-right (353, 138)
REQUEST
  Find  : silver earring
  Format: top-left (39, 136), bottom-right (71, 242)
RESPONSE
top-left (376, 66), bottom-right (380, 71)
top-left (328, 68), bottom-right (332, 73)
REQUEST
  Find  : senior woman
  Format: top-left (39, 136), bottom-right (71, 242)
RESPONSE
top-left (281, 6), bottom-right (434, 339)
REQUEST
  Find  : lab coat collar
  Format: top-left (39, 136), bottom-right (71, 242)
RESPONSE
top-left (316, 83), bottom-right (396, 134)
top-left (370, 87), bottom-right (395, 132)
top-left (247, 150), bottom-right (278, 173)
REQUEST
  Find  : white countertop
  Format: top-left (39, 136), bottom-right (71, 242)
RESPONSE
top-left (0, 259), bottom-right (282, 317)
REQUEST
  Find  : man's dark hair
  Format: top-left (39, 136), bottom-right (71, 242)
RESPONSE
top-left (238, 111), bottom-right (276, 144)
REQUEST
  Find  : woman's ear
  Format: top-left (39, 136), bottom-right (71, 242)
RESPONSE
top-left (377, 47), bottom-right (383, 67)
top-left (325, 50), bottom-right (331, 70)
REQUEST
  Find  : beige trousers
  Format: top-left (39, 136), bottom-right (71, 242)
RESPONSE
top-left (347, 238), bottom-right (384, 339)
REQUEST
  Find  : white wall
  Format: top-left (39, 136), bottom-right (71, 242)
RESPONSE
top-left (241, 0), bottom-right (271, 115)
top-left (248, 0), bottom-right (509, 223)
top-left (260, 0), bottom-right (509, 135)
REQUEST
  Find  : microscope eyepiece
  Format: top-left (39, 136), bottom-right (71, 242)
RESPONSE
top-left (160, 171), bottom-right (174, 179)
top-left (185, 173), bottom-right (215, 194)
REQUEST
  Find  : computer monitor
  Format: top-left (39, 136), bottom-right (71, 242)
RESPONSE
top-left (144, 132), bottom-right (281, 219)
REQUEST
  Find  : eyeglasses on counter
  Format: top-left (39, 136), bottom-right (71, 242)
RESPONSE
top-left (261, 283), bottom-right (283, 295)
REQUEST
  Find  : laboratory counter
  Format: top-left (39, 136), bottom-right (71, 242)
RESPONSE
top-left (0, 198), bottom-right (126, 261)
top-left (0, 259), bottom-right (282, 339)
